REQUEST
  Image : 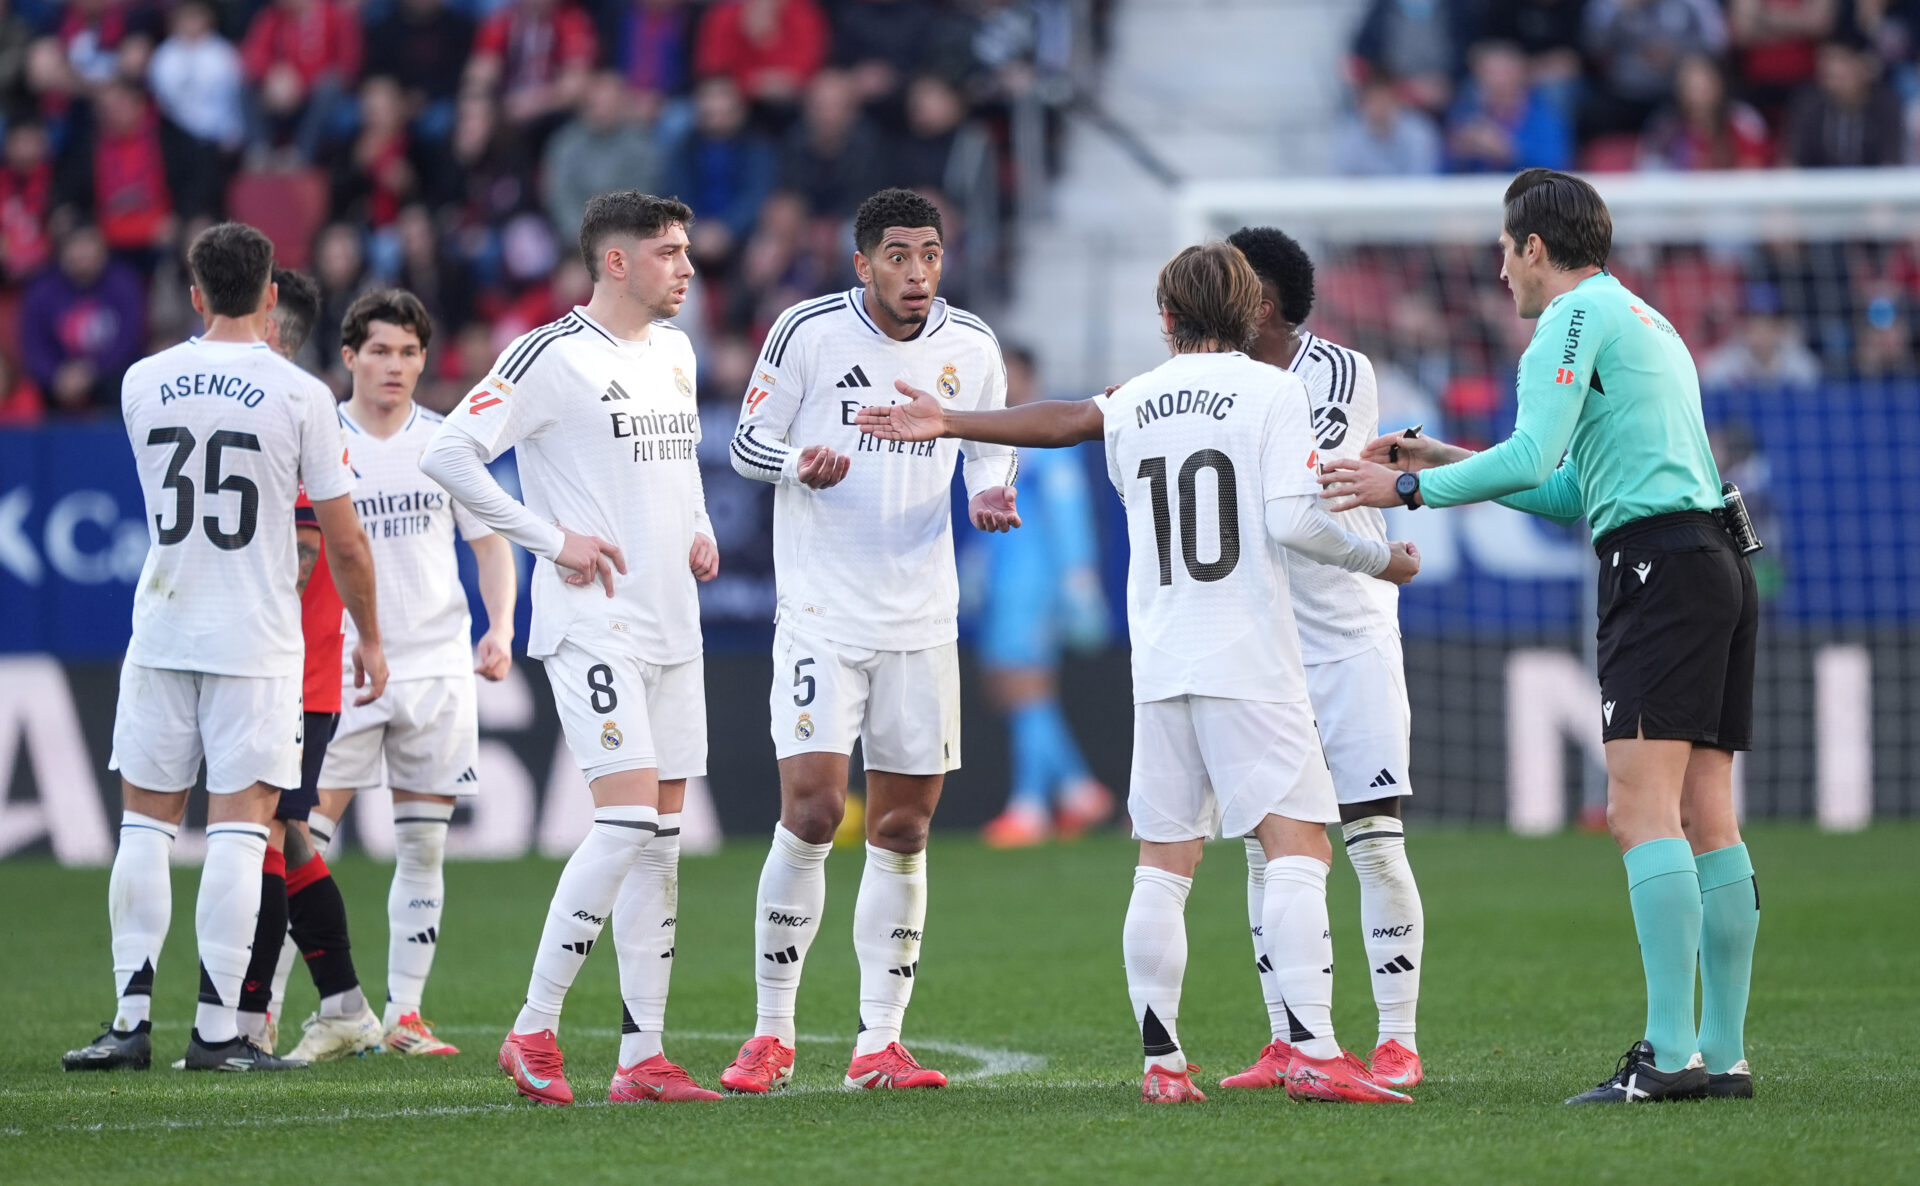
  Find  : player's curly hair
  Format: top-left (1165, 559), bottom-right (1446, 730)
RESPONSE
top-left (1227, 226), bottom-right (1315, 326)
top-left (854, 188), bottom-right (944, 257)
top-left (341, 288), bottom-right (433, 353)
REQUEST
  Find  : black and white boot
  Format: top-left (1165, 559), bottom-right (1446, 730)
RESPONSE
top-left (62, 1021), bottom-right (153, 1071)
top-left (1565, 1040), bottom-right (1706, 1104)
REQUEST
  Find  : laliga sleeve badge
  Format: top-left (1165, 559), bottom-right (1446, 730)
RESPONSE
top-left (795, 713), bottom-right (814, 741)
top-left (600, 720), bottom-right (624, 751)
top-left (674, 367), bottom-right (694, 398)
top-left (936, 365), bottom-right (960, 400)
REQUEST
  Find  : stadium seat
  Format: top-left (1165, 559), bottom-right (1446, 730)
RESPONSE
top-left (226, 168), bottom-right (330, 270)
top-left (1579, 135), bottom-right (1642, 174)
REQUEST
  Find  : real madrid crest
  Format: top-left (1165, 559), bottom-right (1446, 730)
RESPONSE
top-left (936, 365), bottom-right (959, 400)
top-left (794, 712), bottom-right (814, 741)
top-left (601, 720), bottom-right (623, 750)
top-left (673, 367), bottom-right (693, 398)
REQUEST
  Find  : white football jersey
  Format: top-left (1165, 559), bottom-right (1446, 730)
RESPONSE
top-left (434, 308), bottom-right (708, 665)
top-left (1101, 351), bottom-right (1321, 705)
top-left (337, 403), bottom-right (492, 682)
top-left (731, 289), bottom-right (1016, 652)
top-left (121, 337), bottom-right (354, 677)
top-left (1285, 331), bottom-right (1399, 665)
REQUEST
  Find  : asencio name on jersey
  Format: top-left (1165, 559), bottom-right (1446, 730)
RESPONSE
top-left (156, 371), bottom-right (272, 407)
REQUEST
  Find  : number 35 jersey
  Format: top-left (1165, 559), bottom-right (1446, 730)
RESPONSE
top-left (121, 337), bottom-right (355, 678)
top-left (1101, 351), bottom-right (1320, 706)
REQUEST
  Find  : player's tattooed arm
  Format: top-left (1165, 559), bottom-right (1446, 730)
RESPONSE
top-left (856, 380), bottom-right (1104, 447)
top-left (295, 524), bottom-right (323, 595)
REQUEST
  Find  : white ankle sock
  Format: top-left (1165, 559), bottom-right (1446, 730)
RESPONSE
top-left (513, 804), bottom-right (657, 1035)
top-left (615, 813), bottom-right (680, 1066)
top-left (752, 823), bottom-right (831, 1046)
top-left (194, 823), bottom-right (269, 1044)
top-left (1263, 855), bottom-right (1338, 1061)
top-left (1244, 836), bottom-right (1289, 1043)
top-left (1344, 816), bottom-right (1422, 1052)
top-left (1123, 866), bottom-right (1191, 1074)
top-left (386, 800), bottom-right (454, 1025)
top-left (853, 844), bottom-right (927, 1056)
top-left (306, 812), bottom-right (338, 858)
top-left (110, 812), bottom-right (177, 1031)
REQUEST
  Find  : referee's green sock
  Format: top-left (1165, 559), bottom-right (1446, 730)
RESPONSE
top-left (1623, 837), bottom-right (1702, 1072)
top-left (1695, 843), bottom-right (1759, 1074)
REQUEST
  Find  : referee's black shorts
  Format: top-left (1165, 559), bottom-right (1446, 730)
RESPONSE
top-left (1594, 510), bottom-right (1758, 751)
top-left (275, 711), bottom-right (339, 822)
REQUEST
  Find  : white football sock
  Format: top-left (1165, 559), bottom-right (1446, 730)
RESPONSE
top-left (267, 931), bottom-right (298, 1021)
top-left (1244, 836), bottom-right (1289, 1043)
top-left (110, 812), bottom-right (177, 1031)
top-left (1123, 866), bottom-right (1191, 1074)
top-left (752, 823), bottom-right (831, 1046)
top-left (1345, 816), bottom-right (1423, 1052)
top-left (853, 844), bottom-right (927, 1056)
top-left (193, 823), bottom-right (269, 1044)
top-left (1263, 855), bottom-right (1338, 1061)
top-left (386, 800), bottom-right (454, 1026)
top-left (513, 804), bottom-right (657, 1035)
top-left (306, 811), bottom-right (338, 858)
top-left (614, 812), bottom-right (680, 1067)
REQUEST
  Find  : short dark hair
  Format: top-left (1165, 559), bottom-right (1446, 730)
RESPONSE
top-left (341, 288), bottom-right (434, 353)
top-left (271, 268), bottom-right (321, 355)
top-left (1156, 242), bottom-right (1262, 354)
top-left (854, 188), bottom-right (943, 257)
top-left (188, 222), bottom-right (275, 318)
top-left (577, 191), bottom-right (693, 281)
top-left (1226, 226), bottom-right (1315, 325)
top-left (1503, 168), bottom-right (1611, 271)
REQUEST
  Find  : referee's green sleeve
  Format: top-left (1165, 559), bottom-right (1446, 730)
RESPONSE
top-left (1497, 458), bottom-right (1586, 526)
top-left (1420, 295), bottom-right (1594, 509)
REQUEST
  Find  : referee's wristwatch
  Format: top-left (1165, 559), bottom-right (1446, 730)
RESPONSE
top-left (1395, 471), bottom-right (1422, 509)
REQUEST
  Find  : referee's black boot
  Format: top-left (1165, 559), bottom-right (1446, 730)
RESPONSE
top-left (1565, 1040), bottom-right (1707, 1104)
top-left (62, 1020), bottom-right (152, 1071)
top-left (180, 1029), bottom-right (307, 1072)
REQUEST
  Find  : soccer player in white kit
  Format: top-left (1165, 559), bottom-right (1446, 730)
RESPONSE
top-left (284, 289), bottom-right (518, 1063)
top-left (421, 192), bottom-right (722, 1106)
top-left (856, 243), bottom-right (1419, 1104)
top-left (61, 222), bottom-right (386, 1073)
top-left (719, 188), bottom-right (1020, 1094)
top-left (1214, 227), bottom-right (1426, 1093)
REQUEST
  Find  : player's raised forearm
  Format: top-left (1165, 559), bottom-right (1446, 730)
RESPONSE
top-left (945, 399), bottom-right (1103, 448)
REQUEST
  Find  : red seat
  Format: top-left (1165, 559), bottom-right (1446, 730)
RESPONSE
top-left (1579, 134), bottom-right (1642, 173)
top-left (225, 168), bottom-right (330, 270)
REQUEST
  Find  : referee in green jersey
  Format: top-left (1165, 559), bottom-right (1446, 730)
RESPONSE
top-left (1321, 169), bottom-right (1761, 1105)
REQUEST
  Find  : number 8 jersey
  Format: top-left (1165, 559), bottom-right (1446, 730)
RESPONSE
top-left (121, 337), bottom-right (354, 677)
top-left (1101, 351), bottom-right (1321, 705)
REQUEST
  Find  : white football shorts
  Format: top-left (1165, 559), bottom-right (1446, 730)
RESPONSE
top-left (109, 660), bottom-right (303, 794)
top-left (317, 674), bottom-right (480, 795)
top-left (1128, 694), bottom-right (1339, 843)
top-left (768, 619), bottom-right (960, 775)
top-left (544, 641), bottom-right (708, 783)
top-left (1305, 637), bottom-right (1413, 804)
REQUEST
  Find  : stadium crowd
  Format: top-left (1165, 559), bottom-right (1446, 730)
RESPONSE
top-left (0, 0), bottom-right (1085, 422)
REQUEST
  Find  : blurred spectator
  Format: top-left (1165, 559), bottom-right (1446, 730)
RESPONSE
top-left (0, 347), bottom-right (41, 423)
top-left (18, 223), bottom-right (145, 414)
top-left (892, 73), bottom-right (991, 201)
top-left (0, 119), bottom-right (53, 283)
top-left (363, 0), bottom-right (476, 141)
top-left (1333, 74), bottom-right (1442, 176)
top-left (600, 0), bottom-right (696, 98)
top-left (240, 0), bottom-right (362, 161)
top-left (309, 220), bottom-right (369, 384)
top-left (1727, 0), bottom-right (1837, 112)
top-left (732, 190), bottom-right (827, 331)
top-left (1581, 0), bottom-right (1727, 137)
top-left (1855, 290), bottom-right (1916, 376)
top-left (1444, 41), bottom-right (1573, 173)
top-left (55, 78), bottom-right (173, 259)
top-left (41, 0), bottom-right (163, 100)
top-left (669, 77), bottom-right (775, 280)
top-left (962, 0), bottom-right (1071, 105)
top-left (147, 1), bottom-right (242, 220)
top-left (392, 202), bottom-right (473, 339)
top-left (1, 0), bottom-right (37, 122)
top-left (1700, 284), bottom-right (1822, 387)
top-left (831, 0), bottom-right (947, 108)
top-left (1480, 0), bottom-right (1588, 89)
top-left (694, 0), bottom-right (828, 114)
top-left (466, 0), bottom-right (597, 142)
top-left (778, 67), bottom-right (882, 220)
top-left (1639, 53), bottom-right (1773, 169)
top-left (542, 71), bottom-right (667, 239)
top-left (1351, 0), bottom-right (1474, 113)
top-left (1784, 37), bottom-right (1907, 167)
top-left (330, 75), bottom-right (422, 232)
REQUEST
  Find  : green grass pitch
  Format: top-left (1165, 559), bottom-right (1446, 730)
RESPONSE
top-left (3, 825), bottom-right (1916, 1184)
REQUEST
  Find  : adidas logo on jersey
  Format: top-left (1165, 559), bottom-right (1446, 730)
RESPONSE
top-left (601, 380), bottom-right (632, 402)
top-left (562, 939), bottom-right (594, 956)
top-left (1376, 955), bottom-right (1416, 975)
top-left (835, 365), bottom-right (872, 388)
top-left (1369, 769), bottom-right (1398, 788)
top-left (455, 767), bottom-right (477, 784)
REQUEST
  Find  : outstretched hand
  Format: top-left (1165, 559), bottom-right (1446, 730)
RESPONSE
top-left (1317, 458), bottom-right (1406, 513)
top-left (852, 380), bottom-right (947, 442)
top-left (970, 485), bottom-right (1021, 532)
top-left (797, 444), bottom-right (851, 489)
